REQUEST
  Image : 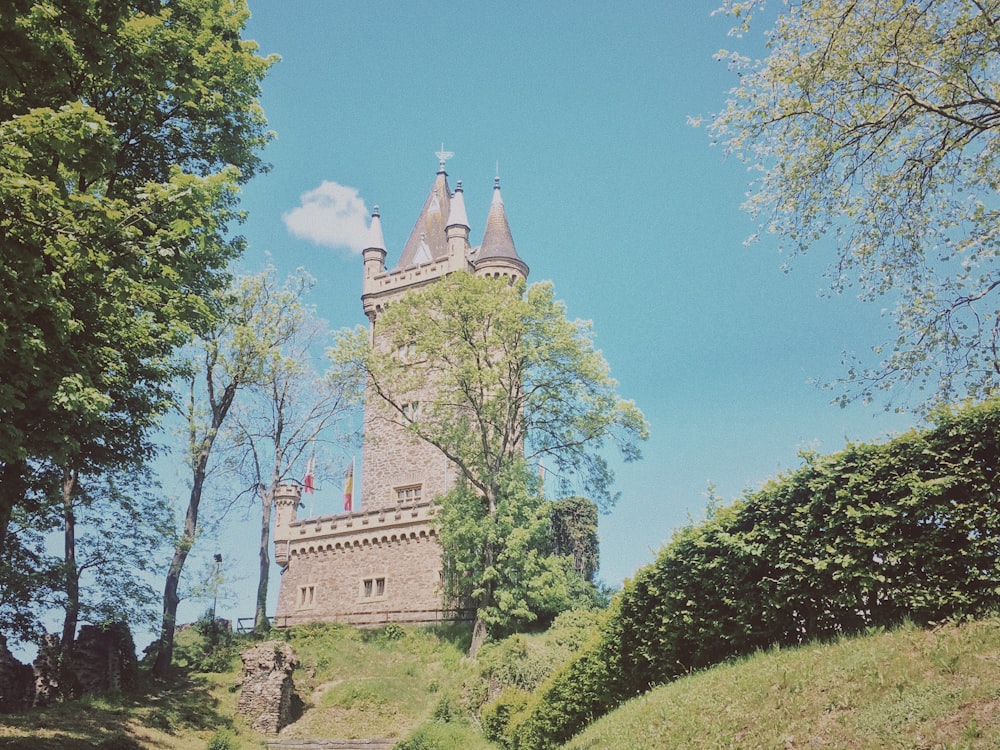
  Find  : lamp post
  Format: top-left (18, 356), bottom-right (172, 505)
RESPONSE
top-left (211, 553), bottom-right (223, 623)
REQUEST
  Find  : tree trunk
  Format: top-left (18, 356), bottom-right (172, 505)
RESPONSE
top-left (253, 486), bottom-right (272, 633)
top-left (152, 377), bottom-right (236, 678)
top-left (151, 457), bottom-right (207, 678)
top-left (469, 496), bottom-right (497, 657)
top-left (0, 461), bottom-right (28, 555)
top-left (60, 469), bottom-right (79, 661)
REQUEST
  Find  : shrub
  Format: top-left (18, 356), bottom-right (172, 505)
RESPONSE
top-left (206, 728), bottom-right (236, 750)
top-left (481, 687), bottom-right (529, 747)
top-left (501, 400), bottom-right (1000, 749)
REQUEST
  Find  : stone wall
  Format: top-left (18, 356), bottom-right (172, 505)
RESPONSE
top-left (0, 623), bottom-right (137, 711)
top-left (0, 635), bottom-right (34, 712)
top-left (237, 641), bottom-right (299, 733)
top-left (361, 400), bottom-right (457, 512)
top-left (274, 503), bottom-right (445, 627)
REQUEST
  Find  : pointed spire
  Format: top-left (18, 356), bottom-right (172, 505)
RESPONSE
top-left (479, 177), bottom-right (518, 261)
top-left (475, 174), bottom-right (529, 278)
top-left (396, 163), bottom-right (451, 268)
top-left (364, 205), bottom-right (385, 251)
top-left (447, 180), bottom-right (469, 230)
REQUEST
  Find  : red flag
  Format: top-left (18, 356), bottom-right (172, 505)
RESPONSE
top-left (303, 454), bottom-right (315, 494)
top-left (343, 460), bottom-right (354, 512)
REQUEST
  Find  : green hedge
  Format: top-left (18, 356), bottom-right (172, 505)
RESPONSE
top-left (502, 400), bottom-right (1000, 749)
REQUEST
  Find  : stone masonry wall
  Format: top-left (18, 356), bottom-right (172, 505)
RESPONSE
top-left (361, 401), bottom-right (457, 512)
top-left (237, 641), bottom-right (299, 734)
top-left (0, 623), bottom-right (137, 711)
top-left (0, 635), bottom-right (34, 712)
top-left (274, 508), bottom-right (444, 627)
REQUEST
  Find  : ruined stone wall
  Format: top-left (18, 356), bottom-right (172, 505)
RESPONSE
top-left (237, 641), bottom-right (299, 733)
top-left (0, 635), bottom-right (34, 712)
top-left (0, 622), bottom-right (137, 711)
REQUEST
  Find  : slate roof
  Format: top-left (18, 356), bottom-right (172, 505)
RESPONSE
top-left (395, 169), bottom-right (451, 268)
top-left (477, 177), bottom-right (521, 264)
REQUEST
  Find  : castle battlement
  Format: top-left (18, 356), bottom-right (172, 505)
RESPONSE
top-left (283, 500), bottom-right (437, 556)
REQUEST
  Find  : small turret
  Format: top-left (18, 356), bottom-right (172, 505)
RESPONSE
top-left (273, 484), bottom-right (302, 567)
top-left (473, 175), bottom-right (529, 281)
top-left (362, 207), bottom-right (388, 320)
top-left (446, 181), bottom-right (471, 269)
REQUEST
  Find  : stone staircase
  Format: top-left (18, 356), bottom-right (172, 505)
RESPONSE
top-left (266, 740), bottom-right (396, 750)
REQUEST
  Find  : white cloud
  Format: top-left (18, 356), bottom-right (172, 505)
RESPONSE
top-left (283, 181), bottom-right (370, 253)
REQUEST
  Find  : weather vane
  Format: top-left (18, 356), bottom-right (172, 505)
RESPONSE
top-left (435, 143), bottom-right (454, 172)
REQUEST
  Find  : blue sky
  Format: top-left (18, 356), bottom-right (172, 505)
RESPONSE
top-left (188, 0), bottom-right (918, 624)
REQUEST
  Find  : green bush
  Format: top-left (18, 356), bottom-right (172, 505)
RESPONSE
top-left (506, 636), bottom-right (613, 750)
top-left (503, 400), bottom-right (1000, 749)
top-left (395, 721), bottom-right (493, 750)
top-left (176, 610), bottom-right (239, 673)
top-left (481, 687), bottom-right (529, 747)
top-left (206, 728), bottom-right (236, 750)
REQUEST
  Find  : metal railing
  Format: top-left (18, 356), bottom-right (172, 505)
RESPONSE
top-left (236, 608), bottom-right (474, 633)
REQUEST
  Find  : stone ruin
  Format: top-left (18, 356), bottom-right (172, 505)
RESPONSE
top-left (237, 640), bottom-right (300, 733)
top-left (0, 634), bottom-right (34, 712)
top-left (0, 622), bottom-right (137, 711)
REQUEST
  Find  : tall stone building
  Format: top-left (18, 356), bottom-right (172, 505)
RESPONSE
top-left (273, 156), bottom-right (528, 627)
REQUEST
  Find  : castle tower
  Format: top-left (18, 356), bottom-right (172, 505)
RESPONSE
top-left (273, 155), bottom-right (527, 628)
top-left (272, 484), bottom-right (301, 567)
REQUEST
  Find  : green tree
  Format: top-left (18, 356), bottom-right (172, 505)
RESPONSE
top-left (548, 497), bottom-right (599, 584)
top-left (152, 268), bottom-right (315, 677)
top-left (709, 0), bottom-right (1000, 410)
top-left (335, 273), bottom-right (647, 651)
top-left (225, 275), bottom-right (362, 634)
top-left (0, 0), bottom-right (275, 552)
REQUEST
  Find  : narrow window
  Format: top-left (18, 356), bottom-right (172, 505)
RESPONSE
top-left (363, 578), bottom-right (373, 598)
top-left (375, 577), bottom-right (385, 597)
top-left (297, 585), bottom-right (316, 609)
top-left (395, 484), bottom-right (422, 504)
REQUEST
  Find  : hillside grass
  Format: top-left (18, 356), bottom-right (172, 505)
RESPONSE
top-left (561, 617), bottom-right (1000, 749)
top-left (0, 621), bottom-right (478, 749)
top-left (274, 621), bottom-right (476, 741)
top-left (7, 617), bottom-right (1000, 748)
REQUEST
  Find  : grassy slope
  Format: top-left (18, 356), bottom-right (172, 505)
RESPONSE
top-left (0, 622), bottom-right (478, 749)
top-left (6, 618), bottom-right (1000, 749)
top-left (279, 622), bottom-right (476, 741)
top-left (562, 618), bottom-right (1000, 750)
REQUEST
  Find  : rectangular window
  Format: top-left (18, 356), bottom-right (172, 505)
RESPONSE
top-left (401, 401), bottom-right (421, 422)
top-left (395, 484), bottom-right (422, 504)
top-left (360, 577), bottom-right (387, 600)
top-left (396, 343), bottom-right (417, 362)
top-left (297, 585), bottom-right (315, 609)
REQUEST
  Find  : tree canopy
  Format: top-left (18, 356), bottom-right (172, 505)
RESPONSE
top-left (710, 0), bottom-right (1000, 411)
top-left (346, 273), bottom-right (647, 512)
top-left (335, 272), bottom-right (647, 649)
top-left (0, 0), bottom-right (275, 550)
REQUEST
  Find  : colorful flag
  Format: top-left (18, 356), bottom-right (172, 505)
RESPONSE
top-left (303, 454), bottom-right (315, 494)
top-left (343, 459), bottom-right (354, 512)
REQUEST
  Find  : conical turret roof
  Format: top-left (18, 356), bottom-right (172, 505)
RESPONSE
top-left (476, 177), bottom-right (526, 270)
top-left (396, 169), bottom-right (451, 268)
top-left (364, 206), bottom-right (385, 251)
top-left (447, 180), bottom-right (469, 230)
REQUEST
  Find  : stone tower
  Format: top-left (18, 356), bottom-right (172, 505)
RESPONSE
top-left (272, 156), bottom-right (527, 627)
